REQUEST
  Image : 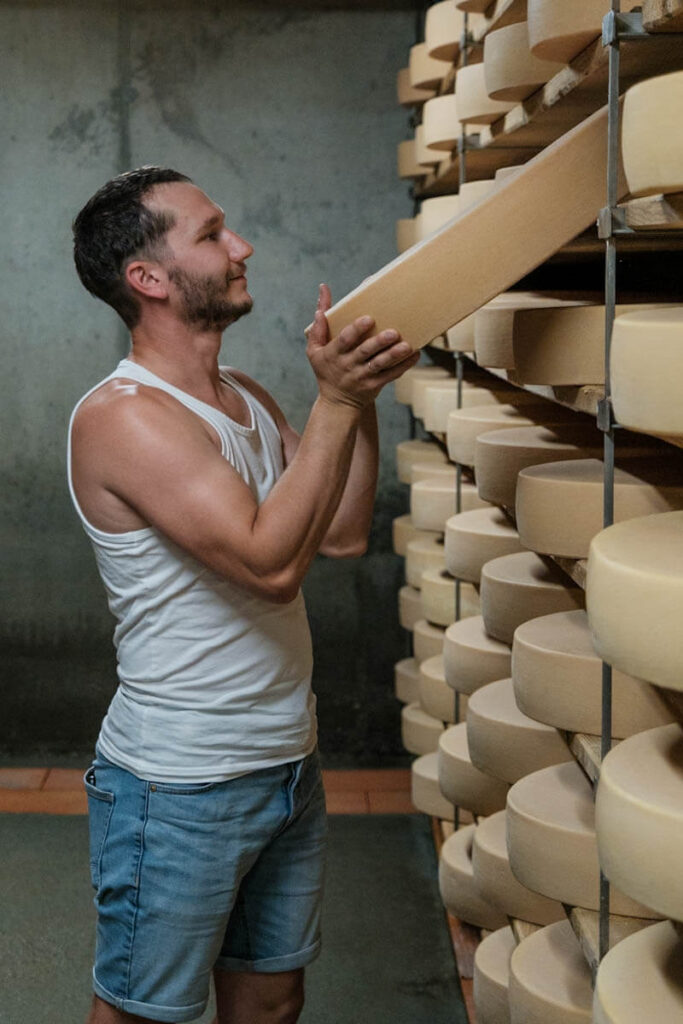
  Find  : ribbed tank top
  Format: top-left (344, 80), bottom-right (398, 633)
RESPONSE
top-left (67, 358), bottom-right (315, 782)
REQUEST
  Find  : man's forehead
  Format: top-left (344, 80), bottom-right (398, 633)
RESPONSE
top-left (146, 181), bottom-right (223, 226)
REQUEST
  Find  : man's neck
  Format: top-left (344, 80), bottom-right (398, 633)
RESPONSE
top-left (128, 318), bottom-right (226, 399)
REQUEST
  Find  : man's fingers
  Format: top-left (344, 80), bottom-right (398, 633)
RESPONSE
top-left (318, 283), bottom-right (332, 313)
top-left (335, 315), bottom-right (377, 352)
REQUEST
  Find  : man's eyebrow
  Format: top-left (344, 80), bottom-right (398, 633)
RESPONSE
top-left (196, 209), bottom-right (225, 236)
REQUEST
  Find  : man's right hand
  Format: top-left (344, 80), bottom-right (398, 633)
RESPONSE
top-left (305, 284), bottom-right (419, 409)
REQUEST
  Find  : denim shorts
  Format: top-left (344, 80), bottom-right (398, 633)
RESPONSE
top-left (84, 746), bottom-right (327, 1023)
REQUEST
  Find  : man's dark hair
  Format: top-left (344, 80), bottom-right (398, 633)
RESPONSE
top-left (73, 166), bottom-right (191, 328)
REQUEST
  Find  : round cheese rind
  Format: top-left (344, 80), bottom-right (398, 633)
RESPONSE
top-left (438, 722), bottom-right (510, 815)
top-left (394, 657), bottom-right (420, 704)
top-left (443, 615), bottom-right (512, 696)
top-left (447, 403), bottom-right (578, 468)
top-left (586, 512), bottom-right (683, 692)
top-left (445, 506), bottom-right (525, 583)
top-left (509, 920), bottom-right (593, 1024)
top-left (395, 365), bottom-right (450, 407)
top-left (409, 41), bottom-right (453, 90)
top-left (473, 926), bottom-right (515, 1024)
top-left (512, 610), bottom-right (675, 738)
top-left (439, 825), bottom-right (509, 930)
top-left (466, 678), bottom-right (572, 784)
top-left (396, 438), bottom-right (448, 483)
top-left (397, 138), bottom-right (426, 180)
top-left (423, 94), bottom-right (460, 152)
top-left (411, 751), bottom-right (455, 820)
top-left (397, 66), bottom-right (436, 107)
top-left (398, 584), bottom-right (423, 631)
top-left (472, 811), bottom-right (565, 926)
top-left (402, 702), bottom-right (445, 755)
top-left (611, 308), bottom-right (683, 443)
top-left (421, 569), bottom-right (481, 627)
top-left (596, 723), bottom-right (683, 922)
top-left (419, 654), bottom-right (464, 724)
top-left (506, 761), bottom-right (661, 916)
top-left (406, 535), bottom-right (446, 589)
top-left (418, 195), bottom-right (462, 240)
top-left (458, 179), bottom-right (497, 212)
top-left (484, 21), bottom-right (564, 103)
top-left (425, 0), bottom-right (464, 62)
top-left (480, 551), bottom-right (584, 646)
top-left (392, 514), bottom-right (440, 558)
top-left (456, 63), bottom-right (516, 124)
top-left (593, 921), bottom-right (683, 1024)
top-left (424, 383), bottom-right (520, 433)
top-left (622, 71), bottom-right (683, 198)
top-left (475, 291), bottom-right (596, 370)
top-left (528, 0), bottom-right (640, 63)
top-left (411, 460), bottom-right (457, 486)
top-left (411, 478), bottom-right (490, 532)
top-left (413, 619), bottom-right (446, 664)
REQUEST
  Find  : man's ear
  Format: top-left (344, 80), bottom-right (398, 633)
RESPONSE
top-left (125, 260), bottom-right (169, 301)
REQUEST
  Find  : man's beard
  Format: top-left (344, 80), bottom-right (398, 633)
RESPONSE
top-left (167, 264), bottom-right (253, 331)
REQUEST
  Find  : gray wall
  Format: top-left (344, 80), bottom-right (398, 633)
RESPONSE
top-left (0, 1), bottom-right (417, 766)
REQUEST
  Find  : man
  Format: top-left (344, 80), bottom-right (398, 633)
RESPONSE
top-left (69, 166), bottom-right (419, 1024)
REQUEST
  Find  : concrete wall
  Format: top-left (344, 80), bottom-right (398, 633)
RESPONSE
top-left (0, 1), bottom-right (417, 766)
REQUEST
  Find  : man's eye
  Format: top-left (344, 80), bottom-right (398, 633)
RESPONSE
top-left (205, 232), bottom-right (219, 241)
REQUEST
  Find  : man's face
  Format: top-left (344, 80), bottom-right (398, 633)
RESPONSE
top-left (147, 182), bottom-right (254, 331)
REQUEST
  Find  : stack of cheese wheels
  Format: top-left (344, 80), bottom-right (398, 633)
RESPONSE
top-left (475, 423), bottom-right (661, 508)
top-left (466, 678), bottom-right (572, 784)
top-left (423, 382), bottom-right (523, 434)
top-left (395, 363), bottom-right (449, 407)
top-left (413, 618), bottom-right (446, 663)
top-left (443, 615), bottom-right (512, 696)
top-left (438, 722), bottom-right (509, 814)
top-left (611, 309), bottom-right (683, 445)
top-left (418, 195), bottom-right (461, 240)
top-left (593, 921), bottom-right (683, 1024)
top-left (419, 654), bottom-right (463, 723)
top-left (415, 124), bottom-right (439, 170)
top-left (412, 460), bottom-right (457, 486)
top-left (405, 534), bottom-right (445, 589)
top-left (456, 63), bottom-right (516, 123)
top-left (411, 476), bottom-right (489, 532)
top-left (484, 20), bottom-right (564, 102)
top-left (472, 811), bottom-right (565, 925)
top-left (474, 292), bottom-right (598, 370)
top-left (423, 94), bottom-right (460, 153)
top-left (392, 513), bottom-right (439, 557)
top-left (409, 41), bottom-right (452, 91)
top-left (622, 70), bottom-right (683, 198)
top-left (396, 437), bottom-right (447, 483)
top-left (527, 0), bottom-right (641, 63)
top-left (397, 67), bottom-right (435, 107)
top-left (397, 139), bottom-right (425, 180)
top-left (402, 701), bottom-right (445, 755)
top-left (439, 824), bottom-right (509, 930)
top-left (596, 723), bottom-right (683, 923)
top-left (515, 457), bottom-right (683, 559)
top-left (473, 926), bottom-right (516, 1024)
top-left (508, 920), bottom-right (593, 1023)
top-left (447, 402), bottom-right (579, 468)
top-left (394, 657), bottom-right (420, 705)
top-left (512, 610), bottom-right (674, 738)
top-left (425, 0), bottom-right (464, 62)
top-left (420, 569), bottom-right (481, 627)
top-left (398, 583), bottom-right (422, 631)
top-left (411, 751), bottom-right (455, 820)
top-left (506, 760), bottom-right (660, 916)
top-left (480, 551), bottom-right (584, 645)
top-left (445, 506), bottom-right (526, 583)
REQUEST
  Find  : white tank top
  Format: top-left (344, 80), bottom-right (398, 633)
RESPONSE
top-left (67, 358), bottom-right (316, 782)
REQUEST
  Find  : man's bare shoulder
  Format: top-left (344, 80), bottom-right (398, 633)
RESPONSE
top-left (73, 378), bottom-right (211, 443)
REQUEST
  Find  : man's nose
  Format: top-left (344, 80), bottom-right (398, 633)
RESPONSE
top-left (226, 230), bottom-right (253, 262)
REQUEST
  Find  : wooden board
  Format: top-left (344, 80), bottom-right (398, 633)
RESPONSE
top-left (567, 906), bottom-right (654, 976)
top-left (327, 105), bottom-right (627, 349)
top-left (621, 192), bottom-right (683, 230)
top-left (568, 731), bottom-right (601, 785)
top-left (643, 0), bottom-right (683, 32)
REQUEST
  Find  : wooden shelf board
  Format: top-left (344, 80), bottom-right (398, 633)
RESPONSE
top-left (475, 365), bottom-right (604, 417)
top-left (418, 141), bottom-right (539, 196)
top-left (566, 905), bottom-right (655, 976)
top-left (643, 0), bottom-right (683, 32)
top-left (510, 917), bottom-right (541, 945)
top-left (620, 192), bottom-right (683, 231)
top-left (568, 731), bottom-right (602, 785)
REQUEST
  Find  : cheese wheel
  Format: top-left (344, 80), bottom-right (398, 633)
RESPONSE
top-left (397, 66), bottom-right (436, 107)
top-left (484, 21), bottom-right (564, 103)
top-left (512, 610), bottom-right (675, 738)
top-left (402, 702), bottom-right (445, 755)
top-left (398, 584), bottom-right (423, 631)
top-left (466, 678), bottom-right (572, 783)
top-left (392, 514), bottom-right (440, 557)
top-left (446, 314), bottom-right (476, 354)
top-left (494, 164), bottom-right (524, 183)
top-left (396, 217), bottom-right (419, 254)
top-left (424, 383), bottom-right (528, 433)
top-left (456, 63), bottom-right (516, 124)
top-left (410, 42), bottom-right (452, 92)
top-left (459, 178), bottom-right (497, 212)
top-left (587, 512), bottom-right (683, 692)
top-left (423, 94), bottom-right (460, 152)
top-left (593, 921), bottom-right (683, 1024)
top-left (406, 535), bottom-right (446, 589)
top-left (596, 723), bottom-right (683, 921)
top-left (474, 926), bottom-right (515, 1024)
top-left (481, 551), bottom-right (584, 645)
top-left (397, 139), bottom-right (425, 180)
top-left (420, 654), bottom-right (466, 723)
top-left (415, 124), bottom-right (440, 169)
top-left (414, 619), bottom-right (446, 664)
top-left (506, 761), bottom-right (660, 916)
top-left (426, 0), bottom-right (465, 62)
top-left (512, 304), bottom-right (677, 386)
top-left (427, 333), bottom-right (448, 352)
top-left (418, 195), bottom-right (462, 240)
top-left (439, 825), bottom-right (509, 930)
top-left (528, 0), bottom-right (640, 63)
top-left (622, 71), bottom-right (683, 198)
top-left (421, 569), bottom-right (481, 627)
top-left (611, 309), bottom-right (683, 444)
top-left (411, 751), bottom-right (455, 820)
top-left (438, 722), bottom-right (510, 814)
top-left (473, 811), bottom-right (565, 926)
top-left (475, 292), bottom-right (595, 370)
top-left (449, 403), bottom-right (579, 469)
top-left (396, 437), bottom-right (448, 483)
top-left (443, 615), bottom-right (513, 696)
top-left (515, 458), bottom-right (683, 559)
top-left (445, 506), bottom-right (525, 583)
top-left (411, 460), bottom-right (457, 486)
top-left (411, 477), bottom-right (490, 532)
top-left (509, 920), bottom-right (593, 1024)
top-left (395, 365), bottom-right (450, 407)
top-left (394, 657), bottom-right (421, 705)
top-left (411, 371), bottom-right (460, 418)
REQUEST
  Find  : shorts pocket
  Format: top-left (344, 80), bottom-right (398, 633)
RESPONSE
top-left (84, 772), bottom-right (115, 892)
top-left (148, 780), bottom-right (218, 795)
